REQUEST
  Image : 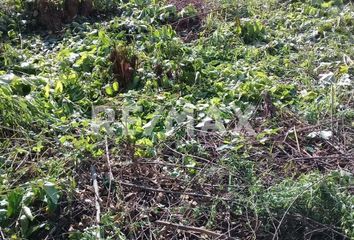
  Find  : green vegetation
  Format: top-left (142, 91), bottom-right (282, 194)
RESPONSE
top-left (0, 0), bottom-right (353, 239)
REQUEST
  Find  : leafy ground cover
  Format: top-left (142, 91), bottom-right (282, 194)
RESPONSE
top-left (0, 0), bottom-right (353, 239)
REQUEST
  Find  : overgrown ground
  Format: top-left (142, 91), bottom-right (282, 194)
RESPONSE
top-left (0, 0), bottom-right (353, 239)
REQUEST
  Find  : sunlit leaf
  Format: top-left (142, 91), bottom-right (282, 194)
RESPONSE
top-left (112, 81), bottom-right (119, 92)
top-left (44, 84), bottom-right (50, 98)
top-left (55, 81), bottom-right (63, 94)
top-left (105, 85), bottom-right (114, 96)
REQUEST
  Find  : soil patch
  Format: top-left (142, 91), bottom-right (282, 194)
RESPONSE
top-left (168, 0), bottom-right (208, 41)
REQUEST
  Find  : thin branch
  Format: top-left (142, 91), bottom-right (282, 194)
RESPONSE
top-left (155, 220), bottom-right (226, 239)
top-left (117, 181), bottom-right (230, 201)
top-left (291, 155), bottom-right (354, 161)
top-left (163, 143), bottom-right (227, 169)
top-left (105, 136), bottom-right (114, 207)
top-left (90, 165), bottom-right (101, 240)
top-left (293, 126), bottom-right (301, 153)
top-left (140, 159), bottom-right (202, 170)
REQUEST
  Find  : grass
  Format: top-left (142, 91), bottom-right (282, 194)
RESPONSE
top-left (0, 0), bottom-right (353, 239)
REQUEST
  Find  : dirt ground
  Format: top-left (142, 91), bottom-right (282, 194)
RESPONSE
top-left (168, 0), bottom-right (208, 41)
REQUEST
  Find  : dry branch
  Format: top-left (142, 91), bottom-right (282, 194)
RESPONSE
top-left (291, 155), bottom-right (354, 161)
top-left (155, 220), bottom-right (226, 239)
top-left (91, 165), bottom-right (101, 239)
top-left (117, 181), bottom-right (230, 201)
top-left (105, 136), bottom-right (114, 205)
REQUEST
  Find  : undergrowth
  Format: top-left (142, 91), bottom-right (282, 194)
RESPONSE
top-left (0, 0), bottom-right (353, 239)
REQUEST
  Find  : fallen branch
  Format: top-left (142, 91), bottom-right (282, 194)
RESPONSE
top-left (105, 136), bottom-right (114, 206)
top-left (163, 143), bottom-right (213, 164)
top-left (291, 155), bottom-right (354, 161)
top-left (117, 181), bottom-right (230, 201)
top-left (91, 165), bottom-right (101, 240)
top-left (163, 143), bottom-right (229, 170)
top-left (155, 220), bottom-right (226, 239)
top-left (140, 160), bottom-right (203, 170)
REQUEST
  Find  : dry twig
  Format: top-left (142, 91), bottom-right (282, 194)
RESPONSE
top-left (91, 165), bottom-right (101, 240)
top-left (155, 220), bottom-right (226, 239)
top-left (118, 181), bottom-right (230, 201)
top-left (105, 136), bottom-right (114, 206)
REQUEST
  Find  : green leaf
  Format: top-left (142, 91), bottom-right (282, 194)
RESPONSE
top-left (113, 81), bottom-right (119, 92)
top-left (55, 81), bottom-right (63, 94)
top-left (44, 84), bottom-right (50, 98)
top-left (32, 141), bottom-right (44, 153)
top-left (105, 85), bottom-right (114, 96)
top-left (98, 29), bottom-right (110, 46)
top-left (136, 138), bottom-right (153, 147)
top-left (7, 189), bottom-right (23, 217)
top-left (7, 29), bottom-right (16, 39)
top-left (0, 209), bottom-right (7, 222)
top-left (20, 214), bottom-right (30, 236)
top-left (44, 182), bottom-right (59, 205)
